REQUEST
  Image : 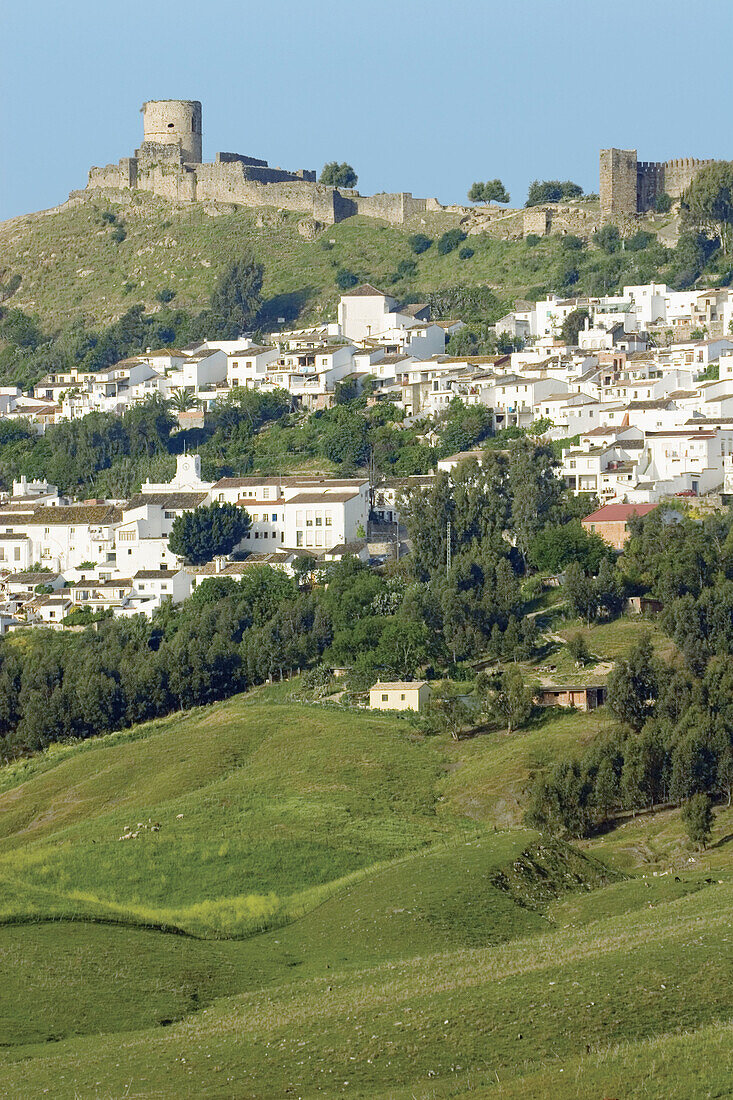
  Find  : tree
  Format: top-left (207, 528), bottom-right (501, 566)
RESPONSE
top-left (567, 632), bottom-right (591, 666)
top-left (593, 756), bottom-right (619, 820)
top-left (607, 633), bottom-right (659, 731)
top-left (654, 192), bottom-right (672, 214)
top-left (209, 256), bottom-right (264, 338)
top-left (468, 180), bottom-right (510, 205)
top-left (526, 180), bottom-right (583, 207)
top-left (375, 619), bottom-right (431, 679)
top-left (424, 686), bottom-right (474, 740)
top-left (292, 554), bottom-right (318, 587)
top-left (529, 519), bottom-right (610, 574)
top-left (168, 388), bottom-right (199, 412)
top-left (682, 161), bottom-right (733, 255)
top-left (168, 502), bottom-right (251, 565)
top-left (477, 668), bottom-right (534, 733)
top-left (560, 307), bottom-right (590, 345)
top-left (681, 792), bottom-right (714, 849)
top-left (319, 162), bottom-right (358, 189)
top-left (593, 224), bottom-right (621, 254)
top-left (564, 562), bottom-right (597, 624)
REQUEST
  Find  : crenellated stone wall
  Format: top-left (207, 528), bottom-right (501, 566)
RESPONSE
top-left (601, 148), bottom-right (720, 220)
top-left (82, 100), bottom-right (443, 225)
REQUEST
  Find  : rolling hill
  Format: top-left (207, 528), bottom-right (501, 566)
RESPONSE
top-left (0, 677), bottom-right (731, 1098)
top-left (0, 190), bottom-right (678, 336)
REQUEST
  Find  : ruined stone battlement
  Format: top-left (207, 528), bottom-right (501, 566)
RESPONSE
top-left (83, 99), bottom-right (438, 225)
top-left (600, 148), bottom-right (720, 221)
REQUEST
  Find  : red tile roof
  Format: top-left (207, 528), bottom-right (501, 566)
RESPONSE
top-left (582, 503), bottom-right (657, 523)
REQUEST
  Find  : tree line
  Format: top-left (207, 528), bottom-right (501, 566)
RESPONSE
top-left (528, 507), bottom-right (733, 842)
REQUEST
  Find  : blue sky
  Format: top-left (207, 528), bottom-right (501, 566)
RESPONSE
top-left (2, 0), bottom-right (730, 221)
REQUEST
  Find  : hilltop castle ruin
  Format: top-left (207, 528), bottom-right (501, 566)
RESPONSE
top-left (84, 99), bottom-right (439, 226)
top-left (599, 148), bottom-right (715, 220)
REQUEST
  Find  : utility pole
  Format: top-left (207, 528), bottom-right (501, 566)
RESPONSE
top-left (446, 517), bottom-right (452, 575)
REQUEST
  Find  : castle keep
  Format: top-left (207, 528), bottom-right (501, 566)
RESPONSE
top-left (599, 148), bottom-right (715, 220)
top-left (84, 99), bottom-right (438, 225)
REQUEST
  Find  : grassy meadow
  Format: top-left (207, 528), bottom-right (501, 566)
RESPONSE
top-left (0, 667), bottom-right (731, 1097)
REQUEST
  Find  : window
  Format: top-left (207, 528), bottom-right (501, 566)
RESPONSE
top-left (254, 531), bottom-right (259, 539)
top-left (400, 693), bottom-right (406, 701)
top-left (218, 493), bottom-right (225, 502)
top-left (296, 531), bottom-right (303, 547)
top-left (271, 513), bottom-right (277, 522)
top-left (381, 693), bottom-right (388, 702)
top-left (315, 515), bottom-right (322, 526)
top-left (14, 548), bottom-right (20, 561)
top-left (325, 511), bottom-right (332, 527)
top-left (164, 511), bottom-right (176, 520)
top-left (306, 511), bottom-right (313, 527)
top-left (263, 488), bottom-right (270, 500)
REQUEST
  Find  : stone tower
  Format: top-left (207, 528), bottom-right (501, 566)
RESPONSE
top-left (599, 148), bottom-right (638, 220)
top-left (141, 100), bottom-right (202, 164)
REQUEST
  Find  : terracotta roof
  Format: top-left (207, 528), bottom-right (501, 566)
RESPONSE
top-left (125, 493), bottom-right (207, 510)
top-left (26, 505), bottom-right (122, 526)
top-left (371, 680), bottom-right (429, 691)
top-left (582, 503), bottom-right (657, 523)
top-left (134, 569), bottom-right (179, 579)
top-left (286, 491), bottom-right (359, 504)
top-left (341, 283), bottom-right (389, 298)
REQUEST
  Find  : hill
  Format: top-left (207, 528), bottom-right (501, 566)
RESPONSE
top-left (0, 190), bottom-right (690, 337)
top-left (0, 684), bottom-right (732, 1097)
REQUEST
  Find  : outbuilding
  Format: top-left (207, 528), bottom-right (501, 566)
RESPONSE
top-left (369, 680), bottom-right (431, 713)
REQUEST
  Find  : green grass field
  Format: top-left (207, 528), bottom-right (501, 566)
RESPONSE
top-left (0, 190), bottom-right (666, 334)
top-left (0, 683), bottom-right (731, 1097)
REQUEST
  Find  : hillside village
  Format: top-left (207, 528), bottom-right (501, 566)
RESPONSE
top-left (1, 273), bottom-right (733, 636)
top-left (5, 2), bottom-right (733, 1091)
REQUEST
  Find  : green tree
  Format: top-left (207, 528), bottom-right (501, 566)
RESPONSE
top-left (168, 502), bottom-right (251, 565)
top-left (682, 161), bottom-right (733, 255)
top-left (654, 192), bottom-right (672, 213)
top-left (292, 554), bottom-right (318, 587)
top-left (424, 686), bottom-right (474, 740)
top-left (593, 756), bottom-right (619, 820)
top-left (477, 668), bottom-right (534, 733)
top-left (607, 633), bottom-right (659, 731)
top-left (319, 162), bottom-right (358, 189)
top-left (560, 307), bottom-right (590, 344)
top-left (593, 224), bottom-right (621, 253)
top-left (375, 619), bottom-right (431, 679)
top-left (168, 388), bottom-right (199, 412)
top-left (526, 180), bottom-right (583, 207)
top-left (209, 255), bottom-right (264, 338)
top-left (567, 632), bottom-right (591, 666)
top-left (681, 792), bottom-right (714, 849)
top-left (468, 179), bottom-right (510, 204)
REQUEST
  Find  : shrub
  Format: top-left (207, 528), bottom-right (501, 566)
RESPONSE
top-left (396, 259), bottom-right (417, 278)
top-left (409, 234), bottom-right (432, 254)
top-left (525, 234), bottom-right (541, 247)
top-left (156, 288), bottom-right (176, 303)
top-left (111, 226), bottom-right (127, 244)
top-left (560, 234), bottom-right (585, 252)
top-left (593, 224), bottom-right (621, 253)
top-left (458, 246), bottom-right (474, 260)
top-left (335, 268), bottom-right (358, 290)
top-left (437, 229), bottom-right (467, 255)
top-left (654, 191), bottom-right (673, 214)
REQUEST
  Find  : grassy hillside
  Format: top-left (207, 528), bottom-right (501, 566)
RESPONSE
top-left (0, 681), bottom-right (732, 1096)
top-left (0, 191), bottom-right (685, 335)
